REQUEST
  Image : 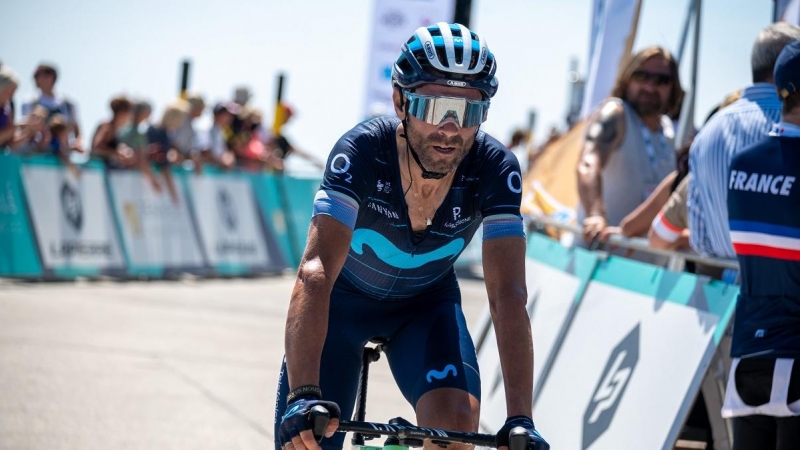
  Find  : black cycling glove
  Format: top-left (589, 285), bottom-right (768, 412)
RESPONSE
top-left (279, 395), bottom-right (341, 446)
top-left (495, 415), bottom-right (550, 450)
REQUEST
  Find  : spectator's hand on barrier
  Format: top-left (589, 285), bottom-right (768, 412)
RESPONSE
top-left (279, 397), bottom-right (340, 450)
top-left (582, 215), bottom-right (608, 244)
top-left (599, 225), bottom-right (621, 243)
top-left (496, 416), bottom-right (550, 450)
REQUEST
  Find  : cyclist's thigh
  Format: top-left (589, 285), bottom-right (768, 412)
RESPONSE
top-left (732, 415), bottom-right (777, 450)
top-left (273, 293), bottom-right (370, 450)
top-left (384, 296), bottom-right (480, 408)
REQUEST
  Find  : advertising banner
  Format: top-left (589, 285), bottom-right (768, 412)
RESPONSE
top-left (108, 170), bottom-right (205, 275)
top-left (477, 234), bottom-right (598, 433)
top-left (21, 159), bottom-right (124, 275)
top-left (531, 256), bottom-right (738, 450)
top-left (362, 0), bottom-right (456, 120)
top-left (0, 153), bottom-right (41, 277)
top-left (188, 175), bottom-right (273, 272)
top-left (247, 173), bottom-right (296, 267)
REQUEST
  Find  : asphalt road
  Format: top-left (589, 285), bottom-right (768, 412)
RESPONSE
top-left (0, 275), bottom-right (490, 450)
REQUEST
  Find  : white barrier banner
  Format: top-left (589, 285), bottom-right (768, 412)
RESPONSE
top-left (477, 256), bottom-right (584, 433)
top-left (362, 0), bottom-right (455, 119)
top-left (108, 171), bottom-right (204, 269)
top-left (21, 165), bottom-right (124, 270)
top-left (189, 177), bottom-right (270, 268)
top-left (532, 281), bottom-right (717, 450)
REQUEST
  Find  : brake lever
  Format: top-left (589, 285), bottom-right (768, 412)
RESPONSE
top-left (309, 405), bottom-right (330, 442)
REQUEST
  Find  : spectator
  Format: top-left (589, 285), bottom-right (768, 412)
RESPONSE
top-left (0, 65), bottom-right (19, 148)
top-left (47, 114), bottom-right (81, 178)
top-left (146, 101), bottom-right (189, 204)
top-left (648, 174), bottom-right (691, 251)
top-left (577, 46), bottom-right (684, 246)
top-left (506, 128), bottom-right (531, 174)
top-left (171, 93), bottom-right (205, 171)
top-left (118, 99), bottom-right (162, 191)
top-left (688, 23), bottom-right (800, 269)
top-left (11, 105), bottom-right (49, 154)
top-left (648, 91), bottom-right (744, 253)
top-left (264, 105), bottom-right (325, 171)
top-left (91, 96), bottom-right (135, 167)
top-left (199, 102), bottom-right (237, 170)
top-left (21, 63), bottom-right (83, 152)
top-left (234, 107), bottom-right (282, 172)
top-left (720, 40), bottom-right (800, 450)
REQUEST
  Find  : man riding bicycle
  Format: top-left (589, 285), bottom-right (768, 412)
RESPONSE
top-left (275, 23), bottom-right (549, 450)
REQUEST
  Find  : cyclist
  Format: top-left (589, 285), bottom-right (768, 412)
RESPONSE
top-left (275, 22), bottom-right (549, 450)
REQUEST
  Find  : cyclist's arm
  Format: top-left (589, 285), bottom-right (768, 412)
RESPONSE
top-left (482, 235), bottom-right (532, 417)
top-left (285, 214), bottom-right (352, 389)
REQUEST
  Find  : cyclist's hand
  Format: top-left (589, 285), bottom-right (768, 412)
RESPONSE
top-left (279, 397), bottom-right (340, 450)
top-left (496, 416), bottom-right (550, 450)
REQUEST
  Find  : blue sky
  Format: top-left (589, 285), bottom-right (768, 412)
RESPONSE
top-left (1, 0), bottom-right (773, 166)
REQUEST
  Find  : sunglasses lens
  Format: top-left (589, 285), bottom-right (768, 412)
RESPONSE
top-left (405, 93), bottom-right (489, 128)
top-left (632, 70), bottom-right (672, 86)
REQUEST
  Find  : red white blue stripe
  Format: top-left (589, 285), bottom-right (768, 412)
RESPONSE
top-left (729, 220), bottom-right (800, 261)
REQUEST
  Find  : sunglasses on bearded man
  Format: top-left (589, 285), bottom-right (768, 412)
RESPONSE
top-left (403, 91), bottom-right (490, 128)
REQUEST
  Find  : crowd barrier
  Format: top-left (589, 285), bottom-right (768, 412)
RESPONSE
top-left (0, 152), bottom-right (329, 279)
top-left (475, 225), bottom-right (740, 450)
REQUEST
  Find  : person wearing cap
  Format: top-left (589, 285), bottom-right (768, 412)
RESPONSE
top-left (274, 23), bottom-right (549, 450)
top-left (721, 40), bottom-right (800, 450)
top-left (688, 23), bottom-right (800, 272)
top-left (198, 102), bottom-right (238, 170)
top-left (21, 63), bottom-right (83, 152)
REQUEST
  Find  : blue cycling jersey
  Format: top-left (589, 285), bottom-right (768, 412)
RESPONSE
top-left (728, 126), bottom-right (800, 358)
top-left (313, 116), bottom-right (524, 299)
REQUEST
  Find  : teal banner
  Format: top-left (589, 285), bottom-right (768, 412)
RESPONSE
top-left (0, 152), bottom-right (42, 277)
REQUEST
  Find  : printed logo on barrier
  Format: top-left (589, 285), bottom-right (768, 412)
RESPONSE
top-left (583, 323), bottom-right (640, 449)
top-left (426, 364), bottom-right (457, 383)
top-left (217, 189), bottom-right (237, 230)
top-left (60, 182), bottom-right (83, 231)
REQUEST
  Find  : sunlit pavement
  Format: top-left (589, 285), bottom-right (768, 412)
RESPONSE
top-left (0, 275), bottom-right (489, 450)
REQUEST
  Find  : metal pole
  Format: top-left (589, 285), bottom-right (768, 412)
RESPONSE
top-left (774, 0), bottom-right (780, 22)
top-left (453, 0), bottom-right (473, 27)
top-left (179, 60), bottom-right (190, 99)
top-left (675, 0), bottom-right (696, 64)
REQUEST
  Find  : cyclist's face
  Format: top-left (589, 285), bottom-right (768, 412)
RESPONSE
top-left (396, 84), bottom-right (482, 175)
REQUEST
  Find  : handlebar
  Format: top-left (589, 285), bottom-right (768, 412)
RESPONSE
top-left (309, 406), bottom-right (528, 449)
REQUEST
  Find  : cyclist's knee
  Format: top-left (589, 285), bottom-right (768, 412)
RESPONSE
top-left (415, 388), bottom-right (479, 432)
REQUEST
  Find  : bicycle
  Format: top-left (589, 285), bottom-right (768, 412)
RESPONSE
top-left (305, 339), bottom-right (533, 450)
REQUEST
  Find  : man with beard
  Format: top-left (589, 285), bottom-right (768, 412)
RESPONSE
top-left (577, 46), bottom-right (683, 246)
top-left (688, 23), bottom-right (800, 268)
top-left (274, 23), bottom-right (549, 450)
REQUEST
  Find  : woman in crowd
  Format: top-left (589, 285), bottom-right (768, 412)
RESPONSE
top-left (0, 66), bottom-right (19, 148)
top-left (146, 100), bottom-right (189, 204)
top-left (91, 95), bottom-right (135, 167)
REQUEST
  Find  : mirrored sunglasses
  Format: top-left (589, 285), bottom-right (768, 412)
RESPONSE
top-left (404, 92), bottom-right (490, 128)
top-left (631, 70), bottom-right (673, 86)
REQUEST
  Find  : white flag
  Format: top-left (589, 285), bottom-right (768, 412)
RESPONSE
top-left (362, 0), bottom-right (456, 121)
top-left (580, 0), bottom-right (642, 119)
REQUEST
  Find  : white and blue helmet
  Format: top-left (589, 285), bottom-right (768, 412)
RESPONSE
top-left (392, 22), bottom-right (498, 99)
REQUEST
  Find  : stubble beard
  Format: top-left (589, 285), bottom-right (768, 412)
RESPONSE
top-left (407, 127), bottom-right (474, 174)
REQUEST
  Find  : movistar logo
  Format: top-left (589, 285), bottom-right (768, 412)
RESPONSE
top-left (426, 364), bottom-right (457, 382)
top-left (351, 229), bottom-right (464, 269)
